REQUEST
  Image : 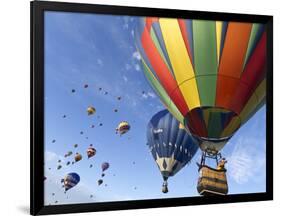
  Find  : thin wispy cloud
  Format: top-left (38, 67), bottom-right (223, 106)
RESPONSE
top-left (125, 63), bottom-right (132, 71)
top-left (123, 75), bottom-right (128, 82)
top-left (227, 137), bottom-right (265, 184)
top-left (134, 64), bottom-right (141, 71)
top-left (97, 58), bottom-right (103, 66)
top-left (141, 91), bottom-right (156, 99)
top-left (132, 51), bottom-right (141, 61)
top-left (45, 151), bottom-right (65, 163)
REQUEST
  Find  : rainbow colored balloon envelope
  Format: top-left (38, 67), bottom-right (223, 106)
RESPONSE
top-left (135, 17), bottom-right (266, 154)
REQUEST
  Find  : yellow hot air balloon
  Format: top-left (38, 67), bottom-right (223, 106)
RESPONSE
top-left (87, 106), bottom-right (96, 115)
top-left (116, 121), bottom-right (130, 135)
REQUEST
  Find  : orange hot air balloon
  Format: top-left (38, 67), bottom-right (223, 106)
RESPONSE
top-left (74, 153), bottom-right (82, 162)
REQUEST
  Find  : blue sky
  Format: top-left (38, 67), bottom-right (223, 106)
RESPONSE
top-left (44, 11), bottom-right (266, 205)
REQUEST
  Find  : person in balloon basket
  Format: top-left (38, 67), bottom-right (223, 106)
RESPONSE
top-left (217, 158), bottom-right (227, 171)
top-left (196, 157), bottom-right (227, 171)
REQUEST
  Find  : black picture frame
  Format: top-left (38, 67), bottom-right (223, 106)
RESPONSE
top-left (30, 1), bottom-right (273, 215)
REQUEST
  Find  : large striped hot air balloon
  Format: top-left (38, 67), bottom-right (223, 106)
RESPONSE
top-left (147, 110), bottom-right (199, 193)
top-left (136, 18), bottom-right (266, 155)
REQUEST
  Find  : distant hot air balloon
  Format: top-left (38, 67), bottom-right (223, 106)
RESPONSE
top-left (84, 84), bottom-right (89, 88)
top-left (136, 18), bottom-right (266, 157)
top-left (74, 153), bottom-right (82, 162)
top-left (62, 173), bottom-right (80, 191)
top-left (74, 144), bottom-right (78, 148)
top-left (147, 110), bottom-right (199, 193)
top-left (101, 162), bottom-right (109, 177)
top-left (98, 179), bottom-right (103, 186)
top-left (65, 151), bottom-right (73, 157)
top-left (57, 165), bottom-right (62, 170)
top-left (87, 147), bottom-right (96, 159)
top-left (87, 106), bottom-right (96, 115)
top-left (101, 162), bottom-right (109, 172)
top-left (116, 121), bottom-right (130, 135)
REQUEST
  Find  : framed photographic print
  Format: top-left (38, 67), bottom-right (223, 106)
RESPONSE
top-left (31, 1), bottom-right (273, 215)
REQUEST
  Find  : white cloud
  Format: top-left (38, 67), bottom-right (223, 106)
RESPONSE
top-left (134, 64), bottom-right (141, 71)
top-left (147, 91), bottom-right (156, 98)
top-left (123, 23), bottom-right (129, 30)
top-left (97, 58), bottom-right (103, 66)
top-left (131, 30), bottom-right (135, 38)
top-left (141, 91), bottom-right (156, 100)
top-left (125, 63), bottom-right (132, 71)
top-left (227, 137), bottom-right (265, 184)
top-left (123, 75), bottom-right (128, 82)
top-left (132, 51), bottom-right (141, 60)
top-left (45, 151), bottom-right (65, 163)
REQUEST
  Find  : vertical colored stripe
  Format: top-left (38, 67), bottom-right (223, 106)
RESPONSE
top-left (152, 22), bottom-right (175, 75)
top-left (239, 79), bottom-right (266, 123)
top-left (241, 31), bottom-right (267, 86)
top-left (185, 110), bottom-right (208, 137)
top-left (243, 23), bottom-right (264, 68)
top-left (178, 19), bottom-right (193, 64)
top-left (150, 28), bottom-right (173, 72)
top-left (207, 111), bottom-right (223, 138)
top-left (216, 21), bottom-right (223, 62)
top-left (193, 20), bottom-right (218, 106)
top-left (218, 22), bottom-right (252, 78)
top-left (141, 60), bottom-right (184, 124)
top-left (220, 116), bottom-right (241, 138)
top-left (220, 22), bottom-right (228, 58)
top-left (141, 26), bottom-right (189, 115)
top-left (145, 17), bottom-right (159, 29)
top-left (229, 32), bottom-right (266, 114)
top-left (216, 22), bottom-right (252, 109)
top-left (186, 20), bottom-right (194, 62)
top-left (159, 18), bottom-right (200, 110)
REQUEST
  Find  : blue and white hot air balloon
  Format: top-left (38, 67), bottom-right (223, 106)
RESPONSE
top-left (147, 110), bottom-right (199, 193)
top-left (62, 173), bottom-right (80, 192)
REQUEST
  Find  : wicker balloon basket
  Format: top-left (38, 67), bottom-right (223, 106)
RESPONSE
top-left (197, 165), bottom-right (228, 196)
